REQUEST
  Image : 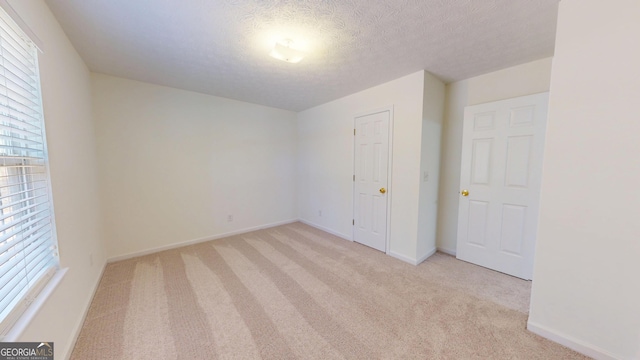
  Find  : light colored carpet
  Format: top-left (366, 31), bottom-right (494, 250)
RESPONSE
top-left (71, 222), bottom-right (589, 359)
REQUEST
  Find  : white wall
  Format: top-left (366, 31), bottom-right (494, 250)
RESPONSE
top-left (92, 74), bottom-right (298, 259)
top-left (6, 0), bottom-right (107, 358)
top-left (297, 70), bottom-right (444, 264)
top-left (528, 1), bottom-right (640, 359)
top-left (436, 58), bottom-right (553, 254)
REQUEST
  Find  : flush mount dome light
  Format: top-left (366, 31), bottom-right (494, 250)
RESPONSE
top-left (269, 39), bottom-right (305, 63)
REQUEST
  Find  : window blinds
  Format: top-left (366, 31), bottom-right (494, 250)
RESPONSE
top-left (0, 7), bottom-right (58, 331)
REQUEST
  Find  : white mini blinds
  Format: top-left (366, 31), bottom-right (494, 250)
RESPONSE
top-left (0, 6), bottom-right (59, 331)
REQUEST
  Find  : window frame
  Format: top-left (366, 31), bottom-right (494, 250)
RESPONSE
top-left (0, 2), bottom-right (62, 340)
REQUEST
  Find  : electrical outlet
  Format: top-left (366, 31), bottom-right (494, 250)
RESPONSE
top-left (318, 210), bottom-right (322, 217)
top-left (89, 253), bottom-right (94, 267)
top-left (227, 214), bottom-right (233, 222)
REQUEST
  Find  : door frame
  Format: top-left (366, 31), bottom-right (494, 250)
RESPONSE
top-left (352, 106), bottom-right (394, 254)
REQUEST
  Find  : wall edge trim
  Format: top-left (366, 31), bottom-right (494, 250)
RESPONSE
top-left (388, 248), bottom-right (436, 266)
top-left (526, 320), bottom-right (621, 360)
top-left (298, 219), bottom-right (352, 241)
top-left (437, 247), bottom-right (457, 256)
top-left (107, 219), bottom-right (299, 262)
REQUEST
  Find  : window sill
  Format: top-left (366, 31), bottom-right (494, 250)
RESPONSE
top-left (2, 268), bottom-right (68, 341)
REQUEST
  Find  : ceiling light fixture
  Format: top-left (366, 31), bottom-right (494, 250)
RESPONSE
top-left (269, 39), bottom-right (304, 63)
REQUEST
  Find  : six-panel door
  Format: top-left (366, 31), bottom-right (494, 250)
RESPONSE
top-left (456, 93), bottom-right (549, 280)
top-left (354, 110), bottom-right (390, 252)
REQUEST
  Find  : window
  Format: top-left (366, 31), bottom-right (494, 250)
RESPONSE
top-left (0, 7), bottom-right (59, 334)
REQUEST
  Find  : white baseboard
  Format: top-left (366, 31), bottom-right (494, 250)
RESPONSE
top-left (107, 219), bottom-right (299, 263)
top-left (388, 251), bottom-right (416, 265)
top-left (388, 248), bottom-right (436, 266)
top-left (64, 262), bottom-right (107, 360)
top-left (527, 321), bottom-right (620, 360)
top-left (299, 220), bottom-right (440, 266)
top-left (298, 219), bottom-right (352, 241)
top-left (437, 247), bottom-right (457, 256)
top-left (416, 248), bottom-right (437, 265)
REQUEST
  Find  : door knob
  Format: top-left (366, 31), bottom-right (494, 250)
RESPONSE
top-left (379, 188), bottom-right (387, 194)
top-left (461, 189), bottom-right (469, 197)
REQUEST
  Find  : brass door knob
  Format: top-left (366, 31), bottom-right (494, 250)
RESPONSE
top-left (461, 189), bottom-right (469, 197)
top-left (379, 188), bottom-right (387, 194)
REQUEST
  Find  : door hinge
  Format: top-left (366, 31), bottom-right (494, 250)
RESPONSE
top-left (354, 129), bottom-right (356, 135)
top-left (353, 174), bottom-right (355, 181)
top-left (352, 219), bottom-right (355, 225)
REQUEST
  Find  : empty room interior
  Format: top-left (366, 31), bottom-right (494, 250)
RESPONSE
top-left (0, 0), bottom-right (638, 359)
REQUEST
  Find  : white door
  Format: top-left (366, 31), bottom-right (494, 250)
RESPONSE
top-left (456, 93), bottom-right (548, 280)
top-left (354, 110), bottom-right (390, 252)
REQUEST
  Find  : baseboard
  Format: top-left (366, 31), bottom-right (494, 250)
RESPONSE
top-left (299, 220), bottom-right (440, 266)
top-left (63, 261), bottom-right (107, 360)
top-left (107, 219), bottom-right (299, 262)
top-left (384, 250), bottom-right (417, 265)
top-left (298, 219), bottom-right (352, 241)
top-left (416, 248), bottom-right (437, 265)
top-left (527, 321), bottom-right (620, 360)
top-left (388, 248), bottom-right (437, 266)
top-left (437, 247), bottom-right (457, 256)
top-left (388, 251), bottom-right (416, 265)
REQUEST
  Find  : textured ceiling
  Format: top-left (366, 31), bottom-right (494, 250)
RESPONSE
top-left (45, 0), bottom-right (559, 111)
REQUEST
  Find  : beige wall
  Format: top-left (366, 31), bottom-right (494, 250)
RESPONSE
top-left (436, 58), bottom-right (553, 254)
top-left (92, 74), bottom-right (298, 259)
top-left (297, 70), bottom-right (445, 264)
top-left (13, 2), bottom-right (636, 359)
top-left (6, 1), bottom-right (107, 358)
top-left (528, 1), bottom-right (640, 358)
